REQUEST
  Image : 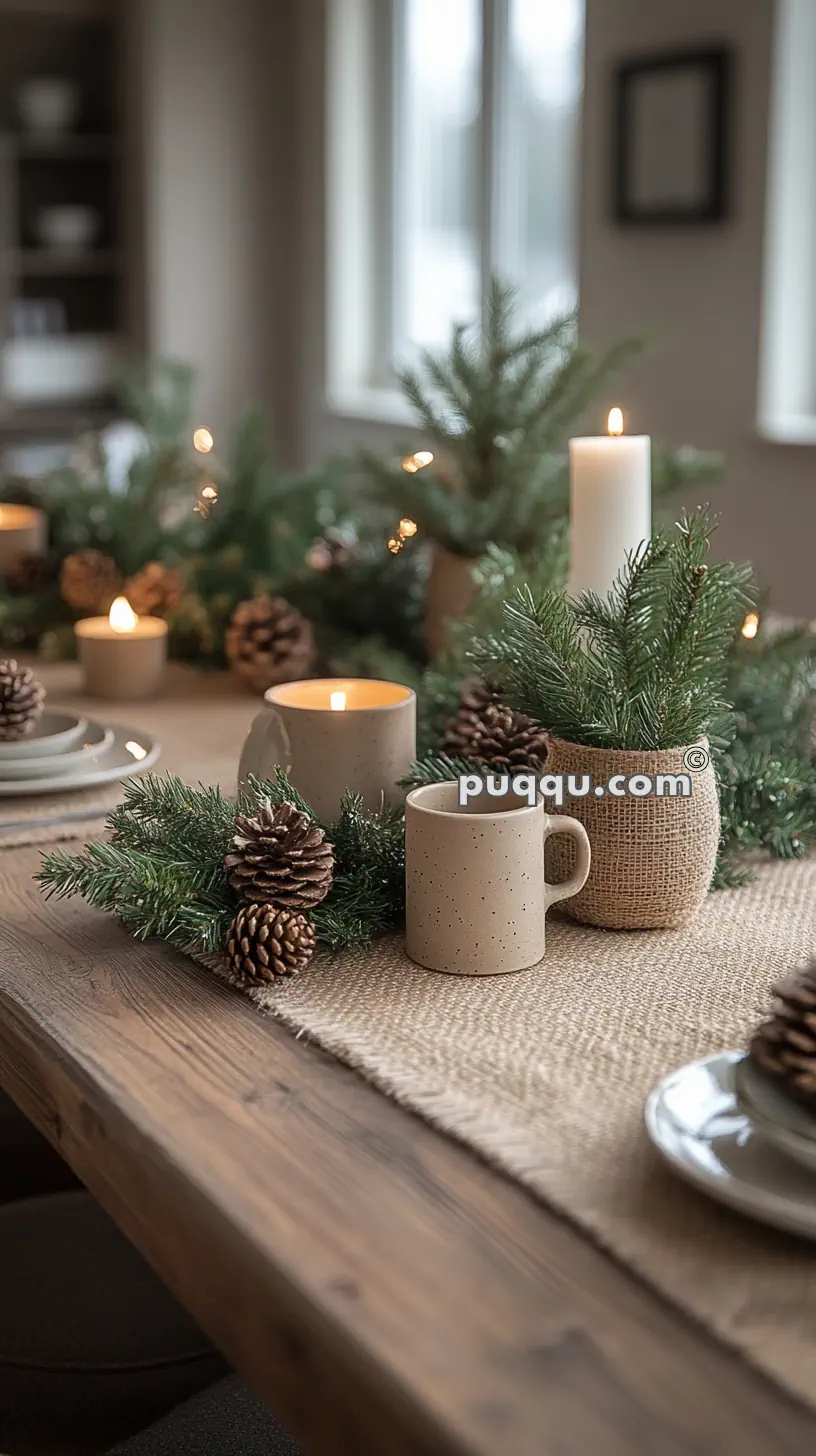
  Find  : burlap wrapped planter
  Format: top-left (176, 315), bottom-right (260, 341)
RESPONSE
top-left (543, 736), bottom-right (720, 929)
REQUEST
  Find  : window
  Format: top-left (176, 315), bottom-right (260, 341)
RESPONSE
top-left (759, 0), bottom-right (816, 440)
top-left (327, 0), bottom-right (584, 412)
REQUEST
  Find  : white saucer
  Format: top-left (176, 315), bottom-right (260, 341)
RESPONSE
top-left (0, 725), bottom-right (161, 797)
top-left (0, 711), bottom-right (88, 760)
top-left (734, 1056), bottom-right (816, 1175)
top-left (0, 722), bottom-right (115, 781)
top-left (645, 1051), bottom-right (816, 1240)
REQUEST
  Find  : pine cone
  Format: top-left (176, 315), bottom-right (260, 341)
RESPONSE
top-left (123, 561), bottom-right (185, 618)
top-left (443, 678), bottom-right (548, 774)
top-left (60, 549), bottom-right (121, 613)
top-left (225, 903), bottom-right (316, 983)
top-left (226, 800), bottom-right (334, 907)
top-left (5, 552), bottom-right (51, 595)
top-left (0, 659), bottom-right (46, 741)
top-left (749, 963), bottom-right (816, 1111)
top-left (225, 595), bottom-right (316, 694)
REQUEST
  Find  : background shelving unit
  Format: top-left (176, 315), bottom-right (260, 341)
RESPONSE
top-left (0, 0), bottom-right (137, 466)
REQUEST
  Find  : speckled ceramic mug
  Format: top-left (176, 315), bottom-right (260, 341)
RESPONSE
top-left (405, 782), bottom-right (591, 976)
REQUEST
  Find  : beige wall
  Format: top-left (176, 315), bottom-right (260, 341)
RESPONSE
top-left (140, 0), bottom-right (294, 450)
top-left (581, 0), bottom-right (815, 616)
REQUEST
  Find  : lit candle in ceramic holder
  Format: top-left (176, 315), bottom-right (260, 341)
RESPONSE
top-left (568, 408), bottom-right (651, 599)
top-left (75, 596), bottom-right (168, 700)
top-left (238, 678), bottom-right (417, 823)
top-left (0, 503), bottom-right (47, 575)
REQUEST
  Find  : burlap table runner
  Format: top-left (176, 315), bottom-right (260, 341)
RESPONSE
top-left (10, 664), bottom-right (816, 1411)
top-left (202, 861), bottom-right (816, 1415)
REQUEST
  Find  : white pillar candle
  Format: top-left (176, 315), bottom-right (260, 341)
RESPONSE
top-left (75, 596), bottom-right (168, 700)
top-left (238, 678), bottom-right (417, 823)
top-left (567, 409), bottom-right (651, 600)
top-left (0, 503), bottom-right (47, 575)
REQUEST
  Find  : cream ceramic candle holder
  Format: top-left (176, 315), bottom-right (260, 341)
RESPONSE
top-left (405, 782), bottom-right (591, 976)
top-left (75, 597), bottom-right (167, 700)
top-left (238, 678), bottom-right (417, 823)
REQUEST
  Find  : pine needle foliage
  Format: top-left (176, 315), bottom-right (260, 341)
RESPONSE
top-left (363, 275), bottom-right (723, 558)
top-left (37, 769), bottom-right (406, 959)
top-left (714, 622), bottom-right (816, 886)
top-left (469, 510), bottom-right (753, 751)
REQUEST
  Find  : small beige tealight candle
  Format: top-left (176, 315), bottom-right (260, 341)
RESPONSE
top-left (0, 503), bottom-right (47, 576)
top-left (75, 595), bottom-right (168, 700)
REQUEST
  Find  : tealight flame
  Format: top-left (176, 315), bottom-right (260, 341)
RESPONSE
top-left (193, 427), bottom-right (214, 454)
top-left (109, 596), bottom-right (137, 634)
top-left (330, 691), bottom-right (347, 711)
top-left (607, 408), bottom-right (624, 437)
top-left (741, 611), bottom-right (760, 640)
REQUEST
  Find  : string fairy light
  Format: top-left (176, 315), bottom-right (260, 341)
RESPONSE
top-left (741, 611), bottom-right (760, 640)
top-left (401, 449), bottom-right (434, 474)
top-left (193, 427), bottom-right (215, 454)
top-left (387, 516), bottom-right (419, 555)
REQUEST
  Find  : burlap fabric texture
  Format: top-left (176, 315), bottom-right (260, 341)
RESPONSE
top-left (544, 736), bottom-right (720, 929)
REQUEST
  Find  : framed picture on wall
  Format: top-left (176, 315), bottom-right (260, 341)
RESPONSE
top-left (613, 46), bottom-right (732, 224)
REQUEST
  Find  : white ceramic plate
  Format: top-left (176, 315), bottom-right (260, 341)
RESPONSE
top-left (0, 711), bottom-right (88, 760)
top-left (645, 1051), bottom-right (816, 1240)
top-left (0, 725), bottom-right (160, 797)
top-left (0, 722), bottom-right (115, 781)
top-left (734, 1057), bottom-right (816, 1175)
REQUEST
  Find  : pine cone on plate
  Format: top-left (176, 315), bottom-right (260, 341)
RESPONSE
top-left (225, 903), bottom-right (316, 983)
top-left (0, 659), bottom-right (46, 741)
top-left (226, 801), bottom-right (334, 908)
top-left (5, 552), bottom-right (51, 596)
top-left (749, 962), bottom-right (816, 1111)
top-left (225, 594), bottom-right (316, 694)
top-left (443, 678), bottom-right (548, 774)
top-left (123, 561), bottom-right (185, 618)
top-left (59, 549), bottom-right (122, 613)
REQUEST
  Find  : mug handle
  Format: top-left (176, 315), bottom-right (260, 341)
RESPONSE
top-left (237, 705), bottom-right (292, 794)
top-left (542, 814), bottom-right (591, 909)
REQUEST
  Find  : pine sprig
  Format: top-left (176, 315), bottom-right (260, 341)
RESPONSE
top-left (470, 510), bottom-right (754, 751)
top-left (37, 771), bottom-right (407, 959)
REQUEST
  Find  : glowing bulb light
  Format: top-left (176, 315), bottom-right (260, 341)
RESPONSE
top-left (741, 611), bottom-right (760, 640)
top-left (607, 408), bottom-right (624, 437)
top-left (330, 691), bottom-right (347, 711)
top-left (109, 596), bottom-right (137, 634)
top-left (387, 536), bottom-right (402, 554)
top-left (193, 427), bottom-right (215, 454)
top-left (399, 517), bottom-right (418, 537)
top-left (401, 449), bottom-right (434, 473)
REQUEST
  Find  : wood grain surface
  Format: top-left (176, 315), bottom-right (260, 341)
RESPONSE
top-left (1, 847), bottom-right (816, 1455)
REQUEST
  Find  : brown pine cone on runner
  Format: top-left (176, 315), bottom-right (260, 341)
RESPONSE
top-left (0, 659), bottom-right (46, 741)
top-left (225, 594), bottom-right (316, 694)
top-left (123, 561), bottom-right (185, 618)
top-left (444, 678), bottom-right (548, 774)
top-left (225, 903), bottom-right (316, 983)
top-left (59, 548), bottom-right (122, 613)
top-left (226, 800), bottom-right (334, 908)
top-left (749, 962), bottom-right (816, 1112)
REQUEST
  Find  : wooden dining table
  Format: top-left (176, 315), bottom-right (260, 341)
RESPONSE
top-left (0, 665), bottom-right (815, 1456)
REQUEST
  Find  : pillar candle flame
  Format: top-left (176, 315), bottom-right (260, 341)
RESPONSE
top-left (607, 407), bottom-right (624, 437)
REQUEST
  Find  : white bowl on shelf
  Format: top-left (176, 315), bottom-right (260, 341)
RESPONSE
top-left (0, 723), bottom-right (114, 781)
top-left (0, 712), bottom-right (88, 761)
top-left (2, 336), bottom-right (122, 403)
top-left (17, 78), bottom-right (80, 137)
top-left (35, 205), bottom-right (100, 254)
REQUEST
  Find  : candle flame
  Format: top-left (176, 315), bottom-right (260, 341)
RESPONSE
top-left (741, 611), bottom-right (760, 640)
top-left (109, 596), bottom-right (138, 634)
top-left (607, 408), bottom-right (624, 437)
top-left (330, 691), bottom-right (347, 711)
